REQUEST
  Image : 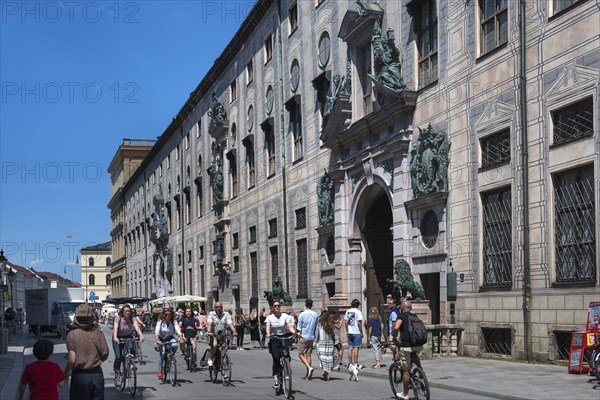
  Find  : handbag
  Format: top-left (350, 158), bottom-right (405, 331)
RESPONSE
top-left (330, 333), bottom-right (342, 351)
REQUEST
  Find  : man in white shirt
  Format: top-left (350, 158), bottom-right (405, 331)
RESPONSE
top-left (297, 299), bottom-right (318, 379)
top-left (344, 298), bottom-right (363, 366)
top-left (207, 301), bottom-right (236, 366)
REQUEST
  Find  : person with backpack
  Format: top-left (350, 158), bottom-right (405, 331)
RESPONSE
top-left (392, 299), bottom-right (425, 400)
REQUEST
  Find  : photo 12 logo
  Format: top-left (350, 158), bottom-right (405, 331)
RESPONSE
top-left (1, 161), bottom-right (103, 184)
top-left (1, 1), bottom-right (139, 24)
top-left (199, 1), bottom-right (254, 23)
top-left (1, 81), bottom-right (139, 104)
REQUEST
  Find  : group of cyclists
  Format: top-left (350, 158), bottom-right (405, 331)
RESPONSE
top-left (109, 297), bottom-right (427, 400)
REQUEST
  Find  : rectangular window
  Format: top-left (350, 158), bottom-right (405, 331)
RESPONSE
top-left (479, 0), bottom-right (508, 55)
top-left (249, 226), bottom-right (257, 244)
top-left (196, 120), bottom-right (201, 138)
top-left (196, 182), bottom-right (203, 218)
top-left (185, 132), bottom-right (190, 149)
top-left (553, 164), bottom-right (596, 283)
top-left (247, 59), bottom-right (254, 85)
top-left (251, 252), bottom-right (258, 298)
top-left (296, 239), bottom-right (308, 298)
top-left (290, 101), bottom-right (303, 161)
top-left (233, 233), bottom-right (239, 249)
top-left (187, 250), bottom-right (192, 263)
top-left (185, 193), bottom-right (191, 224)
top-left (482, 187), bottom-right (512, 287)
top-left (295, 207), bottom-right (306, 229)
top-left (266, 124), bottom-right (276, 177)
top-left (482, 327), bottom-right (512, 355)
top-left (552, 97), bottom-right (593, 146)
top-left (166, 155), bottom-right (171, 169)
top-left (288, 3), bottom-right (298, 35)
top-left (212, 240), bottom-right (216, 254)
top-left (247, 145), bottom-right (256, 188)
top-left (270, 246), bottom-right (279, 279)
top-left (417, 0), bottom-right (438, 88)
top-left (230, 155), bottom-right (238, 198)
top-left (358, 45), bottom-right (372, 116)
top-left (233, 255), bottom-right (239, 272)
top-left (230, 80), bottom-right (237, 102)
top-left (199, 245), bottom-right (204, 259)
top-left (481, 129), bottom-right (511, 168)
top-left (269, 218), bottom-right (278, 238)
top-left (553, 0), bottom-right (583, 14)
top-left (264, 35), bottom-right (273, 63)
top-left (177, 253), bottom-right (182, 266)
top-left (200, 265), bottom-right (205, 296)
top-left (188, 268), bottom-right (193, 295)
top-left (176, 144), bottom-right (180, 160)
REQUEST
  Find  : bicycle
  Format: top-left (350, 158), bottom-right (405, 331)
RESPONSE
top-left (114, 338), bottom-right (138, 397)
top-left (183, 326), bottom-right (198, 372)
top-left (157, 337), bottom-right (178, 386)
top-left (133, 336), bottom-right (143, 365)
top-left (208, 331), bottom-right (232, 386)
top-left (271, 334), bottom-right (293, 399)
top-left (385, 344), bottom-right (430, 400)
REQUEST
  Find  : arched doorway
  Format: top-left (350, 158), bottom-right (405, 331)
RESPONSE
top-left (355, 184), bottom-right (393, 317)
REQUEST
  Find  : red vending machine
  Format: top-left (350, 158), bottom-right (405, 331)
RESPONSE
top-left (568, 301), bottom-right (600, 374)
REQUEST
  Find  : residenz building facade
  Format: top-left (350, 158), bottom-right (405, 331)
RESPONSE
top-left (113, 0), bottom-right (599, 361)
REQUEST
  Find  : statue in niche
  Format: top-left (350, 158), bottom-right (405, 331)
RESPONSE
top-left (215, 233), bottom-right (225, 266)
top-left (165, 248), bottom-right (173, 284)
top-left (410, 124), bottom-right (450, 198)
top-left (323, 75), bottom-right (346, 128)
top-left (264, 276), bottom-right (293, 307)
top-left (207, 153), bottom-right (224, 203)
top-left (317, 172), bottom-right (334, 226)
top-left (208, 92), bottom-right (227, 125)
top-left (369, 18), bottom-right (405, 93)
top-left (385, 259), bottom-right (425, 301)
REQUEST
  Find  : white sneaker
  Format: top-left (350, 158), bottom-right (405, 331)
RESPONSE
top-left (207, 359), bottom-right (213, 367)
top-left (396, 392), bottom-right (409, 400)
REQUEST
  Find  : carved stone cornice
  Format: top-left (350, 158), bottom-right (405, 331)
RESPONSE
top-left (320, 94), bottom-right (352, 148)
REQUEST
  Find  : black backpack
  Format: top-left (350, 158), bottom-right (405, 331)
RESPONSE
top-left (406, 312), bottom-right (427, 346)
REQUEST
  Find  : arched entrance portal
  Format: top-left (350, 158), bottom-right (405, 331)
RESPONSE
top-left (356, 184), bottom-right (393, 317)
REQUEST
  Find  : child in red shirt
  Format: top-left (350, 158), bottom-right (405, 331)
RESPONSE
top-left (19, 339), bottom-right (67, 400)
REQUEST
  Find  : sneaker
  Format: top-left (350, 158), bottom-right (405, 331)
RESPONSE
top-left (333, 364), bottom-right (341, 371)
top-left (272, 381), bottom-right (281, 389)
top-left (307, 367), bottom-right (314, 380)
top-left (157, 370), bottom-right (162, 380)
top-left (396, 392), bottom-right (409, 400)
top-left (207, 359), bottom-right (213, 367)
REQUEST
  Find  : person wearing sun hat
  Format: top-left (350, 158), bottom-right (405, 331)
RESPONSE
top-left (63, 304), bottom-right (109, 400)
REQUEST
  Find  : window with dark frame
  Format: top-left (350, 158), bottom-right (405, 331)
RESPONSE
top-left (289, 3), bottom-right (298, 34)
top-left (251, 252), bottom-right (258, 298)
top-left (230, 80), bottom-right (236, 102)
top-left (482, 187), bottom-right (512, 287)
top-left (264, 35), bottom-right (273, 63)
top-left (247, 59), bottom-right (254, 85)
top-left (249, 226), bottom-right (257, 244)
top-left (233, 233), bottom-right (239, 249)
top-left (295, 207), bottom-right (306, 229)
top-left (230, 154), bottom-right (238, 199)
top-left (481, 129), bottom-right (511, 168)
top-left (296, 239), bottom-right (308, 298)
top-left (552, 97), bottom-right (593, 145)
top-left (200, 265), bottom-right (205, 296)
top-left (187, 249), bottom-right (192, 263)
top-left (199, 245), bottom-right (204, 259)
top-left (269, 218), bottom-right (278, 238)
top-left (553, 164), bottom-right (596, 283)
top-left (290, 100), bottom-right (303, 161)
top-left (270, 246), bottom-right (279, 279)
top-left (265, 123), bottom-right (276, 177)
top-left (233, 256), bottom-right (239, 272)
top-left (479, 0), bottom-right (508, 55)
top-left (246, 141), bottom-right (255, 188)
top-left (553, 0), bottom-right (584, 14)
top-left (417, 0), bottom-right (438, 88)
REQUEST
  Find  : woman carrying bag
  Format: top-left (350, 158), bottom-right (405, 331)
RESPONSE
top-left (314, 311), bottom-right (340, 381)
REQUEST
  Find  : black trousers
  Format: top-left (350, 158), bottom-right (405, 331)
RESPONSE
top-left (70, 366), bottom-right (104, 400)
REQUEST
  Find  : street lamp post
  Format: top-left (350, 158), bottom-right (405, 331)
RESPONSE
top-left (7, 270), bottom-right (15, 310)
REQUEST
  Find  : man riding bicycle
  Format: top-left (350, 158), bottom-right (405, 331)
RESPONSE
top-left (179, 307), bottom-right (200, 366)
top-left (391, 299), bottom-right (423, 400)
top-left (266, 300), bottom-right (296, 390)
top-left (206, 301), bottom-right (236, 367)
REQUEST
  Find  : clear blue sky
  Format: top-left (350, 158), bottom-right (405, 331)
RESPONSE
top-left (0, 0), bottom-right (253, 281)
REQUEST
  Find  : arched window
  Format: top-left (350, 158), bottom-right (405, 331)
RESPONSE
top-left (106, 257), bottom-right (112, 266)
top-left (106, 274), bottom-right (111, 285)
top-left (89, 274), bottom-right (96, 285)
top-left (89, 257), bottom-right (95, 267)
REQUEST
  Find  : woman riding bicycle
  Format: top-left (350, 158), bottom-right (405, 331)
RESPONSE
top-left (154, 308), bottom-right (183, 380)
top-left (112, 305), bottom-right (145, 382)
top-left (266, 300), bottom-right (296, 390)
top-left (179, 307), bottom-right (200, 364)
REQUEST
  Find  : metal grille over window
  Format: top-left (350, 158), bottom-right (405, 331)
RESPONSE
top-left (482, 327), bottom-right (511, 355)
top-left (552, 97), bottom-right (593, 145)
top-left (553, 164), bottom-right (595, 283)
top-left (251, 252), bottom-right (258, 298)
top-left (482, 187), bottom-right (512, 287)
top-left (295, 208), bottom-right (306, 229)
top-left (553, 331), bottom-right (572, 360)
top-left (249, 226), bottom-right (257, 244)
top-left (481, 129), bottom-right (510, 168)
top-left (269, 218), bottom-right (278, 238)
top-left (297, 239), bottom-right (308, 298)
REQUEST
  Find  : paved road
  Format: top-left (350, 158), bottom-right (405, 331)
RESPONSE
top-left (19, 324), bottom-right (498, 399)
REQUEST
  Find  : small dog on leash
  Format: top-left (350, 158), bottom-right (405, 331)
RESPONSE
top-left (348, 363), bottom-right (364, 381)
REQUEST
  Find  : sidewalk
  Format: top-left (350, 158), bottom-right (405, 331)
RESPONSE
top-left (313, 346), bottom-right (600, 400)
top-left (0, 327), bottom-right (27, 400)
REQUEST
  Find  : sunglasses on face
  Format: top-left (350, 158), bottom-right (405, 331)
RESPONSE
top-left (215, 306), bottom-right (222, 309)
top-left (165, 313), bottom-right (172, 316)
top-left (273, 304), bottom-right (280, 308)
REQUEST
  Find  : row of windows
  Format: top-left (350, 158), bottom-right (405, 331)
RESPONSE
top-left (87, 274), bottom-right (111, 286)
top-left (83, 256), bottom-right (111, 267)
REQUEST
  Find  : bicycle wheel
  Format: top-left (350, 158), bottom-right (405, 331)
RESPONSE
top-left (161, 356), bottom-right (168, 384)
top-left (186, 343), bottom-right (193, 371)
top-left (119, 360), bottom-right (128, 392)
top-left (388, 362), bottom-right (403, 399)
top-left (411, 367), bottom-right (430, 400)
top-left (114, 368), bottom-right (123, 390)
top-left (169, 356), bottom-right (177, 386)
top-left (126, 358), bottom-right (137, 397)
top-left (209, 353), bottom-right (219, 383)
top-left (136, 342), bottom-right (143, 365)
top-left (221, 353), bottom-right (231, 386)
top-left (282, 358), bottom-right (292, 399)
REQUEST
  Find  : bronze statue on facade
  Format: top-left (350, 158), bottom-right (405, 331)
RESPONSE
top-left (369, 18), bottom-right (405, 94)
top-left (208, 92), bottom-right (227, 125)
top-left (410, 124), bottom-right (450, 198)
top-left (207, 153), bottom-right (224, 203)
top-left (317, 171), bottom-right (334, 226)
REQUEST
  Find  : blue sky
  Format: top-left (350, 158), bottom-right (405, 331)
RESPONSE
top-left (0, 0), bottom-right (253, 280)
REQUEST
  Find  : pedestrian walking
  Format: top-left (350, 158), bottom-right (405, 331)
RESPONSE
top-left (344, 299), bottom-right (364, 367)
top-left (63, 304), bottom-right (109, 400)
top-left (18, 339), bottom-right (67, 400)
top-left (235, 308), bottom-right (246, 349)
top-left (367, 306), bottom-right (384, 368)
top-left (248, 309), bottom-right (261, 348)
top-left (314, 311), bottom-right (340, 381)
top-left (331, 309), bottom-right (345, 371)
top-left (259, 307), bottom-right (267, 348)
top-left (297, 299), bottom-right (319, 379)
